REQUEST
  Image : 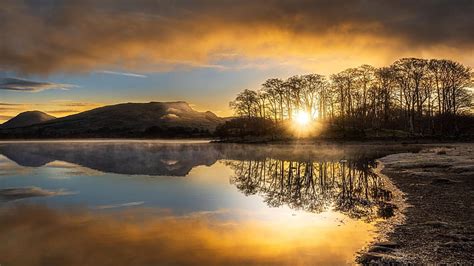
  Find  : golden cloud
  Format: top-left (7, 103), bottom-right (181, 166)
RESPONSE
top-left (1, 0), bottom-right (473, 74)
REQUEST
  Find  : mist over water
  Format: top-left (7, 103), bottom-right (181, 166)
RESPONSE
top-left (0, 141), bottom-right (420, 265)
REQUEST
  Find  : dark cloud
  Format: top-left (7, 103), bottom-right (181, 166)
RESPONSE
top-left (0, 187), bottom-right (75, 201)
top-left (0, 78), bottom-right (76, 92)
top-left (0, 0), bottom-right (472, 74)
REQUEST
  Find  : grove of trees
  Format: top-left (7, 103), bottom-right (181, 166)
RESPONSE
top-left (227, 58), bottom-right (473, 138)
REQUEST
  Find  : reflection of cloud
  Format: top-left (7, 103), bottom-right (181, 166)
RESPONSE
top-left (0, 187), bottom-right (76, 201)
top-left (161, 113), bottom-right (179, 120)
top-left (44, 161), bottom-right (105, 177)
top-left (160, 159), bottom-right (178, 165)
top-left (0, 156), bottom-right (34, 176)
top-left (0, 102), bottom-right (22, 106)
top-left (0, 78), bottom-right (77, 92)
top-left (0, 205), bottom-right (374, 265)
top-left (1, 1), bottom-right (472, 74)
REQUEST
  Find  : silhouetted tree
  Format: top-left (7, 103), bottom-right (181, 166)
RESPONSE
top-left (227, 57), bottom-right (473, 139)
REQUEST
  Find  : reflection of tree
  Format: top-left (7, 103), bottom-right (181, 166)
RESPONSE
top-left (226, 158), bottom-right (394, 221)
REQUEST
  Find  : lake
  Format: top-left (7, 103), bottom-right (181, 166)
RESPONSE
top-left (0, 141), bottom-right (419, 265)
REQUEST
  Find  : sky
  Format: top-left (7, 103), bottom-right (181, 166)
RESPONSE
top-left (1, 0), bottom-right (473, 122)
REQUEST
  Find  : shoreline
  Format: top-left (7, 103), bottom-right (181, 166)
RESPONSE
top-left (356, 160), bottom-right (410, 263)
top-left (0, 137), bottom-right (471, 145)
top-left (360, 144), bottom-right (474, 264)
top-left (0, 139), bottom-right (213, 144)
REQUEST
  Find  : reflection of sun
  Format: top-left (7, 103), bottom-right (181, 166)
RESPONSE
top-left (294, 110), bottom-right (310, 126)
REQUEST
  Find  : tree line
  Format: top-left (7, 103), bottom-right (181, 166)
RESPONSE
top-left (228, 58), bottom-right (473, 137)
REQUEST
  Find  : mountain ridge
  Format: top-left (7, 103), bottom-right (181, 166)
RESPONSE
top-left (0, 111), bottom-right (56, 129)
top-left (0, 101), bottom-right (225, 138)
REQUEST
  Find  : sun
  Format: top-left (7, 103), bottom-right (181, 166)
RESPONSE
top-left (294, 110), bottom-right (310, 126)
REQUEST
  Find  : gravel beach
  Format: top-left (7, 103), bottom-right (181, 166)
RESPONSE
top-left (360, 143), bottom-right (474, 264)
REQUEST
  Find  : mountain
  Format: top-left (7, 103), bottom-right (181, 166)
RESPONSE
top-left (0, 102), bottom-right (224, 138)
top-left (0, 111), bottom-right (56, 129)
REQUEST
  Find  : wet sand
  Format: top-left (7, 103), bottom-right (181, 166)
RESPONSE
top-left (360, 143), bottom-right (474, 264)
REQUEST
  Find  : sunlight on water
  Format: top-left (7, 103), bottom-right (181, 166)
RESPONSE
top-left (0, 141), bottom-right (416, 265)
top-left (0, 205), bottom-right (375, 265)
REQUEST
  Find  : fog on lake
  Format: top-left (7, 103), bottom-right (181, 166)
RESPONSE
top-left (0, 141), bottom-right (420, 265)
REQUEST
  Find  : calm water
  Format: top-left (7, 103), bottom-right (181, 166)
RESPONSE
top-left (0, 141), bottom-right (415, 265)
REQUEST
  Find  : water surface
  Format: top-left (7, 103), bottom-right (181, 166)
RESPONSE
top-left (0, 141), bottom-right (414, 265)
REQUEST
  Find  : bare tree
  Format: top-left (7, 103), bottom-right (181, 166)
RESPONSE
top-left (262, 78), bottom-right (285, 121)
top-left (229, 57), bottom-right (473, 138)
top-left (230, 89), bottom-right (259, 118)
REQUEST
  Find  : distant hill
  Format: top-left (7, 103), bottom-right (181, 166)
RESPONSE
top-left (0, 102), bottom-right (225, 138)
top-left (1, 111), bottom-right (56, 129)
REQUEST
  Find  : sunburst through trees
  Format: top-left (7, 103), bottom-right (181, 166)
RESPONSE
top-left (225, 58), bottom-right (472, 139)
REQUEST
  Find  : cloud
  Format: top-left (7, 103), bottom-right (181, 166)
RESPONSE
top-left (50, 100), bottom-right (102, 107)
top-left (0, 78), bottom-right (77, 92)
top-left (95, 201), bottom-right (145, 209)
top-left (0, 0), bottom-right (472, 74)
top-left (0, 107), bottom-right (22, 112)
top-left (62, 103), bottom-right (96, 107)
top-left (96, 70), bottom-right (147, 78)
top-left (45, 109), bottom-right (80, 114)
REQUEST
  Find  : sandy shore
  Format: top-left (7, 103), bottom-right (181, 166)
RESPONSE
top-left (360, 143), bottom-right (474, 264)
